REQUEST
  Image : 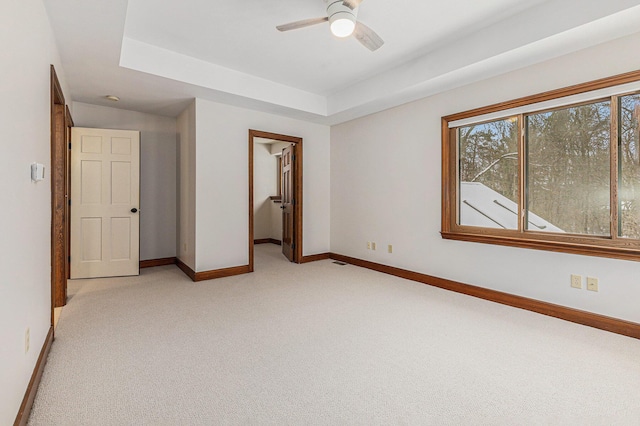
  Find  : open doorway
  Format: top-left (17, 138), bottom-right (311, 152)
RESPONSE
top-left (248, 130), bottom-right (302, 271)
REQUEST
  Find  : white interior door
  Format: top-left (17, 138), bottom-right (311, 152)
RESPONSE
top-left (70, 127), bottom-right (140, 279)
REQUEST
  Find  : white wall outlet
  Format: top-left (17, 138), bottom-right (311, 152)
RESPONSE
top-left (388, 244), bottom-right (393, 253)
top-left (25, 328), bottom-right (30, 354)
top-left (570, 274), bottom-right (582, 289)
top-left (366, 242), bottom-right (371, 250)
top-left (587, 277), bottom-right (599, 292)
top-left (371, 242), bottom-right (376, 250)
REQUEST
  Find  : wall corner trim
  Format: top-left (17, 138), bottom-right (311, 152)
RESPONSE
top-left (175, 258), bottom-right (196, 281)
top-left (175, 259), bottom-right (250, 282)
top-left (328, 253), bottom-right (640, 340)
top-left (14, 326), bottom-right (54, 426)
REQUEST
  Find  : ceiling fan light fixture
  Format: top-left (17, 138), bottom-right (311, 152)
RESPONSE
top-left (327, 1), bottom-right (357, 38)
top-left (330, 16), bottom-right (356, 37)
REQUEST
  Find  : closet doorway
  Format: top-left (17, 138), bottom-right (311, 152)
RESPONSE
top-left (248, 130), bottom-right (302, 271)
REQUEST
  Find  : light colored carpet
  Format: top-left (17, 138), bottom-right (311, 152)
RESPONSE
top-left (29, 244), bottom-right (640, 425)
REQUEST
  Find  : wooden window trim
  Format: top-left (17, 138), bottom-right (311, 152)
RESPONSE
top-left (442, 69), bottom-right (640, 262)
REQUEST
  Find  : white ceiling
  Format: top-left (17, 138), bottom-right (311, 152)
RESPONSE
top-left (44, 0), bottom-right (640, 124)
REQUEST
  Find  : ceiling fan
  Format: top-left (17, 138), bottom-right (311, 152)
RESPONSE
top-left (276, 0), bottom-right (384, 51)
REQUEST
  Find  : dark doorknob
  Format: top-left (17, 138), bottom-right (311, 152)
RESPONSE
top-left (131, 208), bottom-right (138, 213)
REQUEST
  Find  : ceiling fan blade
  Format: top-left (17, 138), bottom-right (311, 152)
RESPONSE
top-left (353, 21), bottom-right (384, 51)
top-left (342, 0), bottom-right (363, 10)
top-left (276, 17), bottom-right (328, 32)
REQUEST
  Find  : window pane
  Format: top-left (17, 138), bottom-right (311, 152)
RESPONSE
top-left (458, 118), bottom-right (519, 229)
top-left (526, 101), bottom-right (611, 235)
top-left (619, 94), bottom-right (640, 239)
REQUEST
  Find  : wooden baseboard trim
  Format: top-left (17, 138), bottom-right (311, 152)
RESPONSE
top-left (254, 238), bottom-right (282, 246)
top-left (140, 257), bottom-right (177, 268)
top-left (300, 253), bottom-right (331, 263)
top-left (195, 265), bottom-right (251, 282)
top-left (14, 326), bottom-right (53, 426)
top-left (175, 258), bottom-right (196, 281)
top-left (176, 258), bottom-right (250, 282)
top-left (329, 253), bottom-right (640, 340)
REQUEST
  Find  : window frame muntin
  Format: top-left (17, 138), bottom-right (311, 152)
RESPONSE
top-left (441, 70), bottom-right (640, 261)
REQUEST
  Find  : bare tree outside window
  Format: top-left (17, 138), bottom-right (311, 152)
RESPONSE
top-left (458, 118), bottom-right (519, 229)
top-left (620, 94), bottom-right (640, 238)
top-left (526, 101), bottom-right (611, 235)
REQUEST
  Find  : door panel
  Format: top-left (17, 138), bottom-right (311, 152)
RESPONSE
top-left (71, 128), bottom-right (140, 278)
top-left (281, 144), bottom-right (295, 262)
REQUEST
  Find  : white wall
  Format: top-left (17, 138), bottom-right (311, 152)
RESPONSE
top-left (253, 143), bottom-right (278, 240)
top-left (331, 32), bottom-right (640, 324)
top-left (177, 101), bottom-right (197, 269)
top-left (0, 0), bottom-right (70, 423)
top-left (270, 200), bottom-right (283, 241)
top-left (71, 102), bottom-right (177, 261)
top-left (194, 99), bottom-right (330, 271)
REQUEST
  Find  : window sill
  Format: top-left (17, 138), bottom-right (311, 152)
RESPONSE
top-left (441, 230), bottom-right (640, 262)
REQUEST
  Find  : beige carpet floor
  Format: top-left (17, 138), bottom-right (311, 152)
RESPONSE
top-left (28, 244), bottom-right (640, 425)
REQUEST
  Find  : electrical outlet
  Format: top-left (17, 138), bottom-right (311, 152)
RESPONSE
top-left (371, 242), bottom-right (376, 251)
top-left (587, 277), bottom-right (599, 292)
top-left (367, 242), bottom-right (371, 250)
top-left (25, 328), bottom-right (30, 354)
top-left (388, 244), bottom-right (393, 253)
top-left (570, 274), bottom-right (582, 289)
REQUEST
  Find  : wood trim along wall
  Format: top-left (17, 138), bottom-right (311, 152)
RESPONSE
top-left (140, 257), bottom-right (177, 268)
top-left (300, 253), bottom-right (331, 263)
top-left (175, 258), bottom-right (196, 281)
top-left (13, 327), bottom-right (53, 426)
top-left (248, 130), bottom-right (303, 272)
top-left (254, 238), bottom-right (282, 245)
top-left (194, 265), bottom-right (251, 282)
top-left (175, 258), bottom-right (251, 282)
top-left (329, 253), bottom-right (640, 340)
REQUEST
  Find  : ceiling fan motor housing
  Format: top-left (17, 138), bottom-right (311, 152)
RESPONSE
top-left (327, 0), bottom-right (357, 37)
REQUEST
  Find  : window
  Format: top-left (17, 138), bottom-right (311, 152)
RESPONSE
top-left (442, 71), bottom-right (640, 260)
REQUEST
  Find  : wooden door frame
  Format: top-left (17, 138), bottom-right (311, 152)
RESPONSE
top-left (248, 130), bottom-right (303, 271)
top-left (65, 105), bottom-right (74, 279)
top-left (50, 65), bottom-right (68, 321)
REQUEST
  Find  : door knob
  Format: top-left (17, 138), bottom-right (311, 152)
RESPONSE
top-left (131, 208), bottom-right (138, 213)
top-left (280, 205), bottom-right (285, 209)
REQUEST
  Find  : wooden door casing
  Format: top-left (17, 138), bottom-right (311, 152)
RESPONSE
top-left (248, 130), bottom-right (303, 272)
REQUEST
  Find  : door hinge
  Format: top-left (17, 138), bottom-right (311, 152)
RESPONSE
top-left (292, 154), bottom-right (295, 161)
top-left (68, 199), bottom-right (71, 206)
top-left (68, 256), bottom-right (71, 262)
top-left (291, 243), bottom-right (295, 249)
top-left (292, 198), bottom-right (295, 205)
top-left (68, 143), bottom-right (71, 150)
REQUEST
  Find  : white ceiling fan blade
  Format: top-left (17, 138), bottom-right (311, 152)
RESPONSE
top-left (353, 21), bottom-right (384, 51)
top-left (276, 17), bottom-right (329, 32)
top-left (342, 0), bottom-right (364, 10)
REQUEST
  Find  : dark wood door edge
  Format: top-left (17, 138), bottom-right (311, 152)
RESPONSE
top-left (300, 253), bottom-right (331, 263)
top-left (14, 327), bottom-right (54, 426)
top-left (329, 253), bottom-right (640, 340)
top-left (140, 257), bottom-right (177, 268)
